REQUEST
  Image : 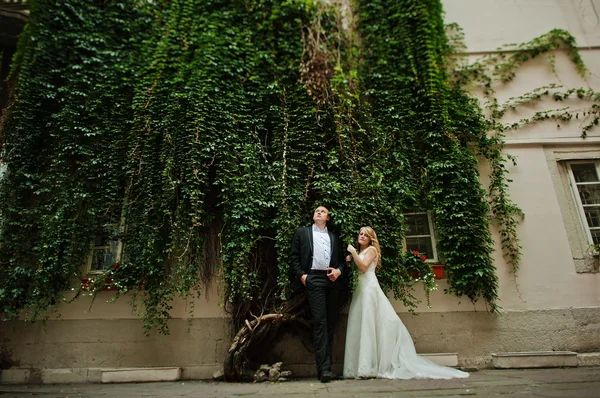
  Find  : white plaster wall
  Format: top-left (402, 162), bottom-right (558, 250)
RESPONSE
top-left (390, 2), bottom-right (600, 314)
top-left (443, 0), bottom-right (600, 52)
top-left (475, 51), bottom-right (600, 143)
top-left (498, 145), bottom-right (600, 308)
top-left (407, 0), bottom-right (600, 313)
top-left (395, 143), bottom-right (600, 313)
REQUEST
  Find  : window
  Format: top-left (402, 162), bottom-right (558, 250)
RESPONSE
top-left (87, 223), bottom-right (121, 274)
top-left (404, 213), bottom-right (438, 262)
top-left (567, 161), bottom-right (600, 245)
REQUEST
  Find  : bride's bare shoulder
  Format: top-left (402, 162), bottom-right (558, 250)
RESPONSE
top-left (363, 246), bottom-right (378, 260)
top-left (365, 246), bottom-right (378, 254)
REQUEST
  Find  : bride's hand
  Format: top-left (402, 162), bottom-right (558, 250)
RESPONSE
top-left (347, 244), bottom-right (356, 254)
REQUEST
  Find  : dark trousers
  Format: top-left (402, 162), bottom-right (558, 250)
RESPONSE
top-left (306, 271), bottom-right (342, 375)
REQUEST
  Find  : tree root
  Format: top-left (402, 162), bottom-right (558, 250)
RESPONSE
top-left (223, 293), bottom-right (310, 381)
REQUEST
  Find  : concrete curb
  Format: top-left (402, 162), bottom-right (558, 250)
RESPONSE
top-left (492, 351), bottom-right (578, 368)
top-left (101, 367), bottom-right (181, 383)
top-left (2, 352), bottom-right (600, 384)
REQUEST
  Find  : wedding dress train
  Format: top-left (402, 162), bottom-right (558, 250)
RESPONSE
top-left (343, 248), bottom-right (469, 379)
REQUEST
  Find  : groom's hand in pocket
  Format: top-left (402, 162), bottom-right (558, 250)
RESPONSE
top-left (326, 267), bottom-right (341, 281)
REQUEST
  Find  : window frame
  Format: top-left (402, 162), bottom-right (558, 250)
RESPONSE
top-left (85, 222), bottom-right (123, 275)
top-left (565, 160), bottom-right (600, 246)
top-left (403, 212), bottom-right (439, 263)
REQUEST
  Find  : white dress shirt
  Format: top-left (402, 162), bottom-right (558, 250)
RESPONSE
top-left (311, 224), bottom-right (331, 270)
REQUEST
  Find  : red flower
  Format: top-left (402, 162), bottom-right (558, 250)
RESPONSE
top-left (412, 251), bottom-right (419, 256)
top-left (112, 262), bottom-right (119, 269)
top-left (421, 255), bottom-right (426, 261)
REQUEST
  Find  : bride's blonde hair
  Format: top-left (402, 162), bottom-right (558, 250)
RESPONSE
top-left (359, 226), bottom-right (382, 272)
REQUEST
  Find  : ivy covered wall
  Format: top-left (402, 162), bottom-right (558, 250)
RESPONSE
top-left (1, 0), bottom-right (595, 337)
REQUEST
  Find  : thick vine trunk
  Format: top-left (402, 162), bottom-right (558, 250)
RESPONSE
top-left (223, 293), bottom-right (310, 382)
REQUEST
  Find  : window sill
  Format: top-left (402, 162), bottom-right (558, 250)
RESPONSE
top-left (80, 277), bottom-right (114, 292)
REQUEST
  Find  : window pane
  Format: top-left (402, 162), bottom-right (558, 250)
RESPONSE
top-left (591, 230), bottom-right (600, 245)
top-left (571, 163), bottom-right (599, 183)
top-left (91, 246), bottom-right (117, 271)
top-left (93, 225), bottom-right (119, 246)
top-left (91, 224), bottom-right (119, 271)
top-left (405, 237), bottom-right (434, 259)
top-left (585, 207), bottom-right (600, 228)
top-left (577, 184), bottom-right (600, 205)
top-left (406, 214), bottom-right (431, 236)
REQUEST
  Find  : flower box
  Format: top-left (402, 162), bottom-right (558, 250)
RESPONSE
top-left (80, 277), bottom-right (114, 292)
top-left (411, 265), bottom-right (444, 280)
top-left (432, 265), bottom-right (444, 279)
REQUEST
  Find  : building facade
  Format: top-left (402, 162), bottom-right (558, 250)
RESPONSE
top-left (1, 0), bottom-right (599, 383)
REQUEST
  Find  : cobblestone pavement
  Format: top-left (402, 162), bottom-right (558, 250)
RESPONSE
top-left (1, 366), bottom-right (599, 397)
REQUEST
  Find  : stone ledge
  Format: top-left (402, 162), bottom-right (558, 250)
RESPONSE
top-left (101, 367), bottom-right (181, 383)
top-left (180, 365), bottom-right (222, 380)
top-left (492, 351), bottom-right (578, 369)
top-left (578, 352), bottom-right (600, 367)
top-left (0, 369), bottom-right (32, 384)
top-left (42, 368), bottom-right (88, 384)
top-left (3, 352), bottom-right (599, 384)
top-left (459, 355), bottom-right (492, 370)
top-left (1, 366), bottom-right (203, 384)
top-left (420, 353), bottom-right (459, 367)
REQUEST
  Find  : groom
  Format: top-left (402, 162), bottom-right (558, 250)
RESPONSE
top-left (290, 205), bottom-right (347, 383)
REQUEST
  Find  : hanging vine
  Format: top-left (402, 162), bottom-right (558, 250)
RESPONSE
top-left (0, 0), bottom-right (148, 321)
top-left (1, 0), bottom-right (598, 381)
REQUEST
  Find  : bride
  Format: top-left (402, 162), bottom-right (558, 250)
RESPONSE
top-left (343, 226), bottom-right (469, 380)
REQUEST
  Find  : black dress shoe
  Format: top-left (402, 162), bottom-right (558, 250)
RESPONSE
top-left (320, 370), bottom-right (334, 383)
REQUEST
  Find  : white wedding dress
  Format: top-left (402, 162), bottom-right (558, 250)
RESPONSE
top-left (343, 248), bottom-right (469, 379)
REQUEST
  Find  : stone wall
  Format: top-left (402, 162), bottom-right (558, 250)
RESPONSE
top-left (2, 307), bottom-right (599, 383)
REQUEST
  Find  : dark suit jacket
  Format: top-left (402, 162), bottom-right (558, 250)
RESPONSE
top-left (289, 225), bottom-right (348, 295)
